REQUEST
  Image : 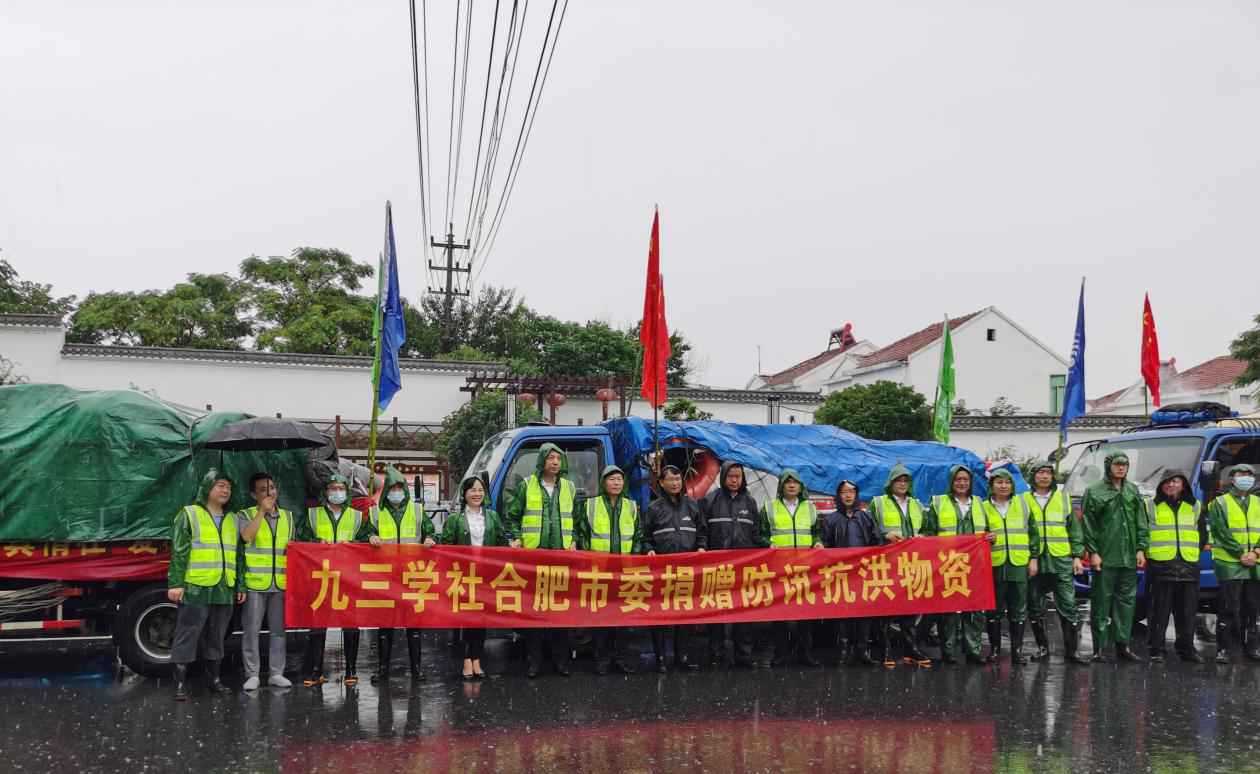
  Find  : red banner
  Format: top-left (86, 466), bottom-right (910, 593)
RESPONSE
top-left (0, 541), bottom-right (169, 581)
top-left (286, 535), bottom-right (994, 629)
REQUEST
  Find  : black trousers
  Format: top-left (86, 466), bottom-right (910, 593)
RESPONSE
top-left (170, 603), bottom-right (234, 665)
top-left (842, 618), bottom-right (873, 654)
top-left (592, 627), bottom-right (632, 667)
top-left (526, 628), bottom-right (571, 670)
top-left (651, 625), bottom-right (698, 663)
top-left (708, 623), bottom-right (755, 663)
top-left (1217, 579), bottom-right (1260, 653)
top-left (773, 620), bottom-right (814, 660)
top-left (460, 628), bottom-right (486, 660)
top-left (1146, 579), bottom-right (1197, 656)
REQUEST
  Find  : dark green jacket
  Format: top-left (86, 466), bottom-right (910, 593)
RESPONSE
top-left (441, 507), bottom-right (511, 547)
top-left (296, 474), bottom-right (376, 543)
top-left (922, 464), bottom-right (982, 537)
top-left (575, 496), bottom-right (645, 554)
top-left (167, 470), bottom-right (242, 606)
top-left (377, 465), bottom-right (436, 542)
top-left (756, 468), bottom-right (821, 547)
top-left (505, 442), bottom-right (573, 549)
top-left (1025, 487), bottom-right (1085, 575)
top-left (1082, 469), bottom-right (1149, 568)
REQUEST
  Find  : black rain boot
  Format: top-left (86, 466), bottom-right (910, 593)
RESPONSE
top-left (1009, 622), bottom-right (1028, 666)
top-left (985, 622), bottom-right (1002, 663)
top-left (303, 630), bottom-right (327, 686)
top-left (372, 630), bottom-right (393, 685)
top-left (406, 629), bottom-right (425, 681)
top-left (173, 664), bottom-right (189, 701)
top-left (651, 629), bottom-right (668, 673)
top-left (206, 660), bottom-right (230, 694)
top-left (343, 629), bottom-right (361, 685)
top-left (1030, 618), bottom-right (1050, 661)
top-left (1062, 618), bottom-right (1089, 665)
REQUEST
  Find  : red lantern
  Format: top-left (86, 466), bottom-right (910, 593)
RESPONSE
top-left (595, 388), bottom-right (617, 403)
top-left (547, 393), bottom-right (567, 408)
top-left (518, 392), bottom-right (537, 405)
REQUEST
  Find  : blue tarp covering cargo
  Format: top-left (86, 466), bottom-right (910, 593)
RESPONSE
top-left (604, 417), bottom-right (1026, 505)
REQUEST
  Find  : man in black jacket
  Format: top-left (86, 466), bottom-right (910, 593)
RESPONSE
top-left (644, 465), bottom-right (706, 672)
top-left (701, 461), bottom-right (767, 667)
top-left (819, 480), bottom-right (886, 665)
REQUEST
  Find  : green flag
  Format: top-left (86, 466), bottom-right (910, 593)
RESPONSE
top-left (932, 315), bottom-right (955, 443)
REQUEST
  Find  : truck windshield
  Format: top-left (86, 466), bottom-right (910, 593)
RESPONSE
top-left (1065, 436), bottom-right (1205, 499)
top-left (463, 431), bottom-right (517, 484)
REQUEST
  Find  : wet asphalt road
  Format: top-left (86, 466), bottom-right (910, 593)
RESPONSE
top-left (1, 624), bottom-right (1259, 774)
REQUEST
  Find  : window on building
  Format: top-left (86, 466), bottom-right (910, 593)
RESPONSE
top-left (986, 328), bottom-right (997, 342)
top-left (1049, 374), bottom-right (1066, 414)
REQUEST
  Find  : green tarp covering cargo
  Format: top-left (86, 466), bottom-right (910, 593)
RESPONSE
top-left (0, 384), bottom-right (312, 542)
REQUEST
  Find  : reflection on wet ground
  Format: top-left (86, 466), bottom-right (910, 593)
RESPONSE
top-left (0, 627), bottom-right (1254, 773)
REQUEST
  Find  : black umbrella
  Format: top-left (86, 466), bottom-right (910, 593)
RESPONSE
top-left (204, 417), bottom-right (330, 451)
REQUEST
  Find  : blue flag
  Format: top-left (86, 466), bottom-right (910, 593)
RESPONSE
top-left (377, 202), bottom-right (406, 410)
top-left (1059, 279), bottom-right (1086, 437)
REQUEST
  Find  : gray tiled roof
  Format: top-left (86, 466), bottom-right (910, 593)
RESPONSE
top-left (60, 343), bottom-right (508, 373)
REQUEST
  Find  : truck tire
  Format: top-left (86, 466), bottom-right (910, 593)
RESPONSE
top-left (114, 584), bottom-right (178, 678)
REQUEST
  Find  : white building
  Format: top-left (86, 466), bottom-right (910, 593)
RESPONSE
top-left (1089, 356), bottom-right (1257, 416)
top-left (750, 306), bottom-right (1071, 417)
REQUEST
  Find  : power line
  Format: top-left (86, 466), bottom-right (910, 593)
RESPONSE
top-left (443, 0), bottom-right (462, 230)
top-left (408, 0), bottom-right (434, 291)
top-left (449, 0), bottom-right (478, 290)
top-left (462, 0), bottom-right (502, 240)
top-left (473, 0), bottom-right (569, 282)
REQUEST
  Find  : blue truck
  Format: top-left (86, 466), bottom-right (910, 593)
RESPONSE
top-left (1061, 411), bottom-right (1260, 618)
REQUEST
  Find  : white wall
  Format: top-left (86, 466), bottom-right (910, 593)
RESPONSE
top-left (0, 322), bottom-right (65, 382)
top-left (948, 427), bottom-right (1115, 469)
top-left (533, 396), bottom-right (818, 426)
top-left (1095, 386), bottom-right (1258, 416)
top-left (906, 311), bottom-right (1066, 414)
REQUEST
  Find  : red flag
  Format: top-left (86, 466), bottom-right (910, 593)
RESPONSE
top-left (640, 210), bottom-right (671, 408)
top-left (1141, 293), bottom-right (1161, 407)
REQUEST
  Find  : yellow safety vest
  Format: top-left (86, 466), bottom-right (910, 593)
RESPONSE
top-left (769, 499), bottom-right (817, 548)
top-left (930, 494), bottom-right (982, 536)
top-left (307, 506), bottom-right (362, 544)
top-left (1022, 490), bottom-right (1073, 558)
top-left (983, 497), bottom-right (1031, 567)
top-left (1213, 494), bottom-right (1260, 563)
top-left (241, 506), bottom-right (291, 591)
top-left (182, 505), bottom-right (238, 588)
top-left (521, 476), bottom-right (574, 549)
top-left (590, 496), bottom-right (637, 554)
top-left (872, 494), bottom-right (923, 538)
top-left (1146, 499), bottom-right (1200, 563)
top-left (374, 502), bottom-right (422, 544)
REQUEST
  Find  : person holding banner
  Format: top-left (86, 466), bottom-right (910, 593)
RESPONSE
top-left (644, 465), bottom-right (707, 673)
top-left (1208, 463), bottom-right (1260, 664)
top-left (983, 468), bottom-right (1039, 666)
top-left (300, 473), bottom-right (376, 687)
top-left (819, 479), bottom-right (884, 666)
top-left (869, 464), bottom-right (932, 668)
top-left (506, 443), bottom-right (578, 678)
top-left (369, 466), bottom-right (436, 685)
top-left (167, 469), bottom-right (244, 701)
top-left (238, 471), bottom-right (293, 691)
top-left (1082, 451), bottom-right (1148, 663)
top-left (924, 466), bottom-right (986, 665)
top-left (441, 474), bottom-right (513, 680)
top-left (700, 461), bottom-right (766, 669)
top-left (1022, 460), bottom-right (1088, 665)
top-left (1144, 470), bottom-right (1204, 664)
top-left (757, 469), bottom-right (822, 667)
top-left (575, 465), bottom-right (644, 675)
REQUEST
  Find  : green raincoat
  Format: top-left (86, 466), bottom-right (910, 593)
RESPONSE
top-left (441, 475), bottom-right (511, 547)
top-left (869, 463), bottom-right (924, 538)
top-left (505, 442), bottom-right (574, 550)
top-left (575, 465), bottom-right (645, 554)
top-left (1024, 459), bottom-right (1084, 575)
top-left (1082, 452), bottom-right (1149, 566)
top-left (377, 466), bottom-right (436, 543)
top-left (923, 464), bottom-right (983, 536)
top-left (986, 468), bottom-right (1041, 583)
top-left (1209, 463), bottom-right (1260, 582)
top-left (756, 468), bottom-right (820, 547)
top-left (296, 473), bottom-right (376, 543)
top-left (167, 469), bottom-right (243, 606)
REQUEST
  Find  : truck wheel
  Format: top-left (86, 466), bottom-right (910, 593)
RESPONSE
top-left (115, 584), bottom-right (178, 678)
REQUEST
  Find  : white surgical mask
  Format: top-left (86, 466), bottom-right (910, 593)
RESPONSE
top-left (387, 490), bottom-right (406, 505)
top-left (1236, 476), bottom-right (1256, 492)
top-left (328, 491), bottom-right (347, 505)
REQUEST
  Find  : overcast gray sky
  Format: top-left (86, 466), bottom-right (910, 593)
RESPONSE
top-left (3, 1), bottom-right (1258, 400)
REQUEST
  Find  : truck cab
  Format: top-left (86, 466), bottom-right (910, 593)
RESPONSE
top-left (466, 425), bottom-right (616, 515)
top-left (1063, 416), bottom-right (1260, 610)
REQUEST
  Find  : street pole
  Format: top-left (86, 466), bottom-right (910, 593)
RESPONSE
top-left (429, 222), bottom-right (470, 351)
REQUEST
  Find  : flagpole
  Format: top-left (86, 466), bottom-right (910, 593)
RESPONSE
top-left (367, 204), bottom-right (390, 496)
top-left (932, 313), bottom-right (946, 421)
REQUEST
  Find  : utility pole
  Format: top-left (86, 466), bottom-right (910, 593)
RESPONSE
top-left (428, 222), bottom-right (470, 352)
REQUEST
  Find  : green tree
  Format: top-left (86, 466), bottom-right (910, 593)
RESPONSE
top-left (435, 391), bottom-right (542, 480)
top-left (67, 273), bottom-right (252, 348)
top-left (0, 258), bottom-right (76, 317)
top-left (1231, 313), bottom-right (1260, 388)
top-left (663, 397), bottom-right (713, 421)
top-left (241, 248), bottom-right (376, 354)
top-left (814, 380), bottom-right (933, 441)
